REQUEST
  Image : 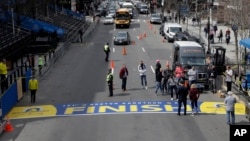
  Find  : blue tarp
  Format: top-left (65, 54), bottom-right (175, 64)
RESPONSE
top-left (20, 16), bottom-right (65, 37)
top-left (239, 38), bottom-right (250, 49)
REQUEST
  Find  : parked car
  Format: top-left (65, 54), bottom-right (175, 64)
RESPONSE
top-left (173, 31), bottom-right (190, 41)
top-left (103, 16), bottom-right (114, 25)
top-left (150, 13), bottom-right (162, 24)
top-left (95, 7), bottom-right (106, 17)
top-left (113, 31), bottom-right (131, 45)
top-left (139, 4), bottom-right (148, 14)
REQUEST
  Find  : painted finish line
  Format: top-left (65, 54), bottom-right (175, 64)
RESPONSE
top-left (7, 101), bottom-right (246, 119)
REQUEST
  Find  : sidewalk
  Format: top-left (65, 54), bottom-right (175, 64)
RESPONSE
top-left (182, 18), bottom-right (238, 63)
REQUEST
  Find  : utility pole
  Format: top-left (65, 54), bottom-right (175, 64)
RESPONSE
top-left (207, 16), bottom-right (210, 54)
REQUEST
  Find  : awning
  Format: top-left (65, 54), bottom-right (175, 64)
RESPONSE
top-left (239, 38), bottom-right (250, 49)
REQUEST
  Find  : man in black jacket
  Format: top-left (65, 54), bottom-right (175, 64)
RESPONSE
top-left (177, 80), bottom-right (189, 116)
top-left (208, 65), bottom-right (217, 93)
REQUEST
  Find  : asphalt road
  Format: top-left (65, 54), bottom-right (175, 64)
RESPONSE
top-left (0, 8), bottom-right (248, 141)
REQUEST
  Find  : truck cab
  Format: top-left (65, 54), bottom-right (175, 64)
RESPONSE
top-left (172, 41), bottom-right (209, 89)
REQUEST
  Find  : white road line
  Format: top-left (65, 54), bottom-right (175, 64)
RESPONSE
top-left (133, 28), bottom-right (135, 31)
top-left (151, 65), bottom-right (155, 73)
top-left (141, 47), bottom-right (145, 52)
top-left (113, 48), bottom-right (115, 53)
top-left (137, 19), bottom-right (140, 22)
top-left (143, 20), bottom-right (146, 22)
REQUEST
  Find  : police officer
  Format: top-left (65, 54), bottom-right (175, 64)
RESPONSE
top-left (104, 42), bottom-right (110, 62)
top-left (106, 69), bottom-right (113, 97)
top-left (38, 55), bottom-right (44, 76)
top-left (28, 76), bottom-right (39, 103)
top-left (0, 59), bottom-right (8, 93)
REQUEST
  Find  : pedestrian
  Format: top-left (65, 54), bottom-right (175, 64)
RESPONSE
top-left (226, 34), bottom-right (230, 45)
top-left (106, 69), bottom-right (113, 97)
top-left (225, 66), bottom-right (233, 92)
top-left (204, 26), bottom-right (208, 37)
top-left (218, 29), bottom-right (223, 43)
top-left (226, 28), bottom-right (231, 36)
top-left (38, 55), bottom-right (45, 76)
top-left (155, 68), bottom-right (163, 96)
top-left (162, 64), bottom-right (171, 94)
top-left (208, 65), bottom-right (217, 93)
top-left (78, 29), bottom-right (83, 43)
top-left (28, 76), bottom-right (38, 103)
top-left (168, 75), bottom-right (177, 100)
top-left (224, 91), bottom-right (237, 125)
top-left (175, 16), bottom-right (177, 22)
top-left (187, 66), bottom-right (197, 86)
top-left (119, 64), bottom-right (128, 91)
top-left (104, 42), bottom-right (110, 62)
top-left (176, 80), bottom-right (189, 116)
top-left (192, 17), bottom-right (196, 25)
top-left (213, 25), bottom-right (218, 35)
top-left (175, 64), bottom-right (184, 80)
top-left (155, 59), bottom-right (161, 80)
top-left (138, 60), bottom-right (147, 89)
top-left (0, 59), bottom-right (8, 93)
top-left (182, 16), bottom-right (186, 24)
top-left (189, 84), bottom-right (200, 115)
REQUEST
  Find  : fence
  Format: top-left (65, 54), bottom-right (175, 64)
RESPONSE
top-left (0, 18), bottom-right (99, 121)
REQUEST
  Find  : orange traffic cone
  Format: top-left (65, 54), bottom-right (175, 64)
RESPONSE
top-left (110, 60), bottom-right (114, 69)
top-left (131, 40), bottom-right (135, 45)
top-left (139, 34), bottom-right (142, 40)
top-left (122, 47), bottom-right (127, 55)
top-left (162, 37), bottom-right (165, 42)
top-left (4, 117), bottom-right (14, 132)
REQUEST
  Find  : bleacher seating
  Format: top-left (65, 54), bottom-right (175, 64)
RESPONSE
top-left (0, 24), bottom-right (31, 50)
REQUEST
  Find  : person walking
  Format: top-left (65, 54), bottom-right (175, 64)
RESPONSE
top-left (104, 42), bottom-right (110, 62)
top-left (218, 29), bottom-right (223, 43)
top-left (155, 68), bottom-right (163, 96)
top-left (176, 80), bottom-right (189, 116)
top-left (138, 60), bottom-right (147, 89)
top-left (187, 66), bottom-right (197, 86)
top-left (224, 91), bottom-right (237, 125)
top-left (168, 75), bottom-right (177, 100)
top-left (226, 34), bottom-right (230, 45)
top-left (162, 65), bottom-right (171, 94)
top-left (155, 59), bottom-right (161, 81)
top-left (119, 64), bottom-right (128, 91)
top-left (225, 66), bottom-right (233, 92)
top-left (38, 55), bottom-right (45, 76)
top-left (78, 29), bottom-right (83, 43)
top-left (106, 69), bottom-right (113, 97)
top-left (0, 59), bottom-right (8, 93)
top-left (28, 76), bottom-right (39, 103)
top-left (189, 84), bottom-right (200, 115)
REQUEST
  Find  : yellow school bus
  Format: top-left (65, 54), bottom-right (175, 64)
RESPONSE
top-left (115, 8), bottom-right (131, 28)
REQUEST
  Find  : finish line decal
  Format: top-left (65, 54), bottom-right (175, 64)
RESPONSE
top-left (7, 101), bottom-right (246, 119)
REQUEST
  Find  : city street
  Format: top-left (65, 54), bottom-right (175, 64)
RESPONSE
top-left (0, 6), bottom-right (249, 141)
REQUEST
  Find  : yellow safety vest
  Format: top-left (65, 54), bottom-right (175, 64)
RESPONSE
top-left (104, 45), bottom-right (109, 51)
top-left (106, 73), bottom-right (113, 82)
top-left (29, 79), bottom-right (38, 90)
top-left (38, 57), bottom-right (44, 66)
top-left (0, 62), bottom-right (7, 75)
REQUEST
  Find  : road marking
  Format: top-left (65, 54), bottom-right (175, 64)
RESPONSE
top-left (137, 19), bottom-right (140, 22)
top-left (143, 20), bottom-right (146, 22)
top-left (133, 28), bottom-right (135, 31)
top-left (141, 47), bottom-right (145, 52)
top-left (7, 101), bottom-right (245, 119)
top-left (151, 65), bottom-right (155, 73)
top-left (113, 48), bottom-right (115, 53)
